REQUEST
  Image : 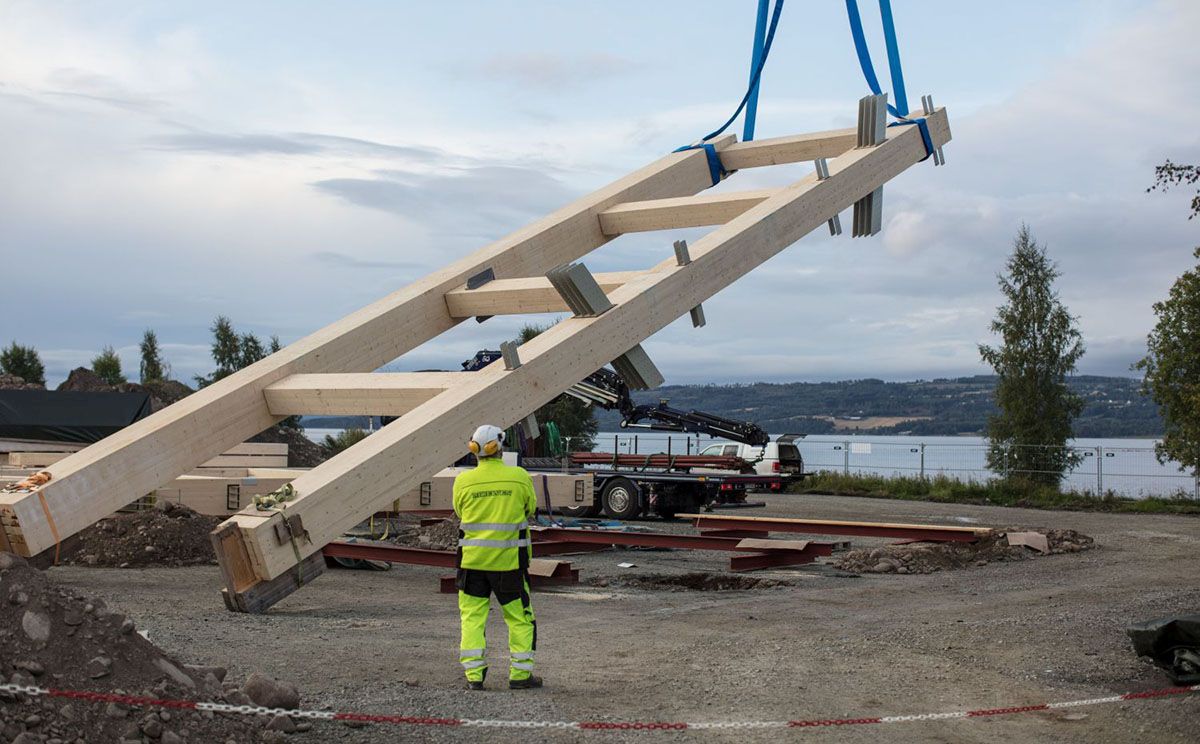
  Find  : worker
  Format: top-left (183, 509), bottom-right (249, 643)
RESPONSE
top-left (453, 424), bottom-right (542, 691)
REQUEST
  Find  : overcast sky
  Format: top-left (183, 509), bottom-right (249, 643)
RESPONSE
top-left (2, 0), bottom-right (1198, 387)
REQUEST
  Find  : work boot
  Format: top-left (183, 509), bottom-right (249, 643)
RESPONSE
top-left (509, 676), bottom-right (543, 690)
top-left (465, 680), bottom-right (485, 691)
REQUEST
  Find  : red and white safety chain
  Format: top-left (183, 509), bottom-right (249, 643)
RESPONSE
top-left (1, 682), bottom-right (1196, 731)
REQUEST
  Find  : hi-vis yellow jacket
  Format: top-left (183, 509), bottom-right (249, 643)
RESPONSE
top-left (452, 458), bottom-right (537, 572)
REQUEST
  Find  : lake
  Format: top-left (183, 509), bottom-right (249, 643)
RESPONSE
top-left (304, 428), bottom-right (1195, 499)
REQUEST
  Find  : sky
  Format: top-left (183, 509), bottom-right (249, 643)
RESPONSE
top-left (1, 0), bottom-right (1198, 388)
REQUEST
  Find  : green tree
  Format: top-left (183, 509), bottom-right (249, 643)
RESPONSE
top-left (322, 428), bottom-right (369, 455)
top-left (1147, 160), bottom-right (1199, 219)
top-left (196, 316), bottom-right (240, 387)
top-left (514, 323), bottom-right (598, 452)
top-left (139, 330), bottom-right (167, 383)
top-left (1136, 251), bottom-right (1200, 473)
top-left (979, 225), bottom-right (1085, 485)
top-left (91, 346), bottom-right (127, 385)
top-left (0, 342), bottom-right (45, 386)
top-left (239, 333), bottom-right (265, 368)
top-left (268, 335), bottom-right (283, 354)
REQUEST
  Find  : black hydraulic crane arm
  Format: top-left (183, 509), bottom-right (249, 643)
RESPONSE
top-left (462, 352), bottom-right (770, 448)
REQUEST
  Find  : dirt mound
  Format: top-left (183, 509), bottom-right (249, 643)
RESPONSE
top-left (55, 367), bottom-right (114, 393)
top-left (834, 529), bottom-right (1095, 575)
top-left (62, 502), bottom-right (221, 568)
top-left (56, 368), bottom-right (200, 415)
top-left (0, 374), bottom-right (43, 390)
top-left (250, 425), bottom-right (327, 468)
top-left (594, 572), bottom-right (793, 591)
top-left (0, 552), bottom-right (305, 742)
top-left (384, 516), bottom-right (460, 552)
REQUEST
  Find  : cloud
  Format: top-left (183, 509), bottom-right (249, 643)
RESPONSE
top-left (310, 251), bottom-right (419, 270)
top-left (149, 129), bottom-right (447, 161)
top-left (463, 52), bottom-right (642, 91)
top-left (312, 165), bottom-right (579, 237)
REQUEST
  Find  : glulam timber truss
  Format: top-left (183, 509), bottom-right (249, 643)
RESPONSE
top-left (0, 97), bottom-right (950, 612)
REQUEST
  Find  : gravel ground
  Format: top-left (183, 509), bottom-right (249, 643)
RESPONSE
top-left (44, 493), bottom-right (1200, 743)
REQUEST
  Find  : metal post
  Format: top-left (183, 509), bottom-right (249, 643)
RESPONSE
top-left (742, 0), bottom-right (770, 142)
top-left (1096, 446), bottom-right (1104, 494)
top-left (844, 441), bottom-right (850, 476)
top-left (919, 443), bottom-right (926, 480)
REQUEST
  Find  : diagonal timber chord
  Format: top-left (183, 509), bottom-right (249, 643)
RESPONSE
top-left (212, 106), bottom-right (950, 611)
top-left (0, 134), bottom-right (740, 560)
top-left (263, 373), bottom-right (460, 416)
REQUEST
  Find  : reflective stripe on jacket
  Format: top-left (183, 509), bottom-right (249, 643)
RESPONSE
top-left (452, 458), bottom-right (537, 571)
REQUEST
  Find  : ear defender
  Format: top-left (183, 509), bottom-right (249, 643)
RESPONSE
top-left (468, 440), bottom-right (481, 455)
top-left (482, 439), bottom-right (500, 456)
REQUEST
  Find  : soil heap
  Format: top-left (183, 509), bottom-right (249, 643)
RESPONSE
top-left (0, 375), bottom-right (43, 391)
top-left (0, 552), bottom-right (308, 743)
top-left (380, 516), bottom-right (460, 553)
top-left (833, 528), bottom-right (1095, 575)
top-left (61, 503), bottom-right (221, 568)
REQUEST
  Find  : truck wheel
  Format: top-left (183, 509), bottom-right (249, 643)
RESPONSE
top-left (601, 478), bottom-right (641, 519)
top-left (558, 502), bottom-right (599, 518)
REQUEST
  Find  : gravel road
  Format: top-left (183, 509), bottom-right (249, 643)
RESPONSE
top-left (48, 493), bottom-right (1200, 743)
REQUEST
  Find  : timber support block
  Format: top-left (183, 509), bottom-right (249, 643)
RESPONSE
top-left (214, 518), bottom-right (325, 614)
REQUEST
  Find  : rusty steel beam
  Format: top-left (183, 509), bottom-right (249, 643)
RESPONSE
top-left (323, 541), bottom-right (456, 568)
top-left (684, 515), bottom-right (984, 543)
top-left (533, 527), bottom-right (764, 552)
top-left (730, 550), bottom-right (824, 572)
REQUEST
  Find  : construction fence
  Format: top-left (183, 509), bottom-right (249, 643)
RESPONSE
top-left (596, 433), bottom-right (1198, 500)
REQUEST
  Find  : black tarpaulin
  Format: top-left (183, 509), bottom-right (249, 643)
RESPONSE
top-left (1128, 614), bottom-right (1200, 684)
top-left (0, 390), bottom-right (152, 444)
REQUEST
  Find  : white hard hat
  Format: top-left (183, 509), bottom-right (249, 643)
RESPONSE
top-left (469, 424), bottom-right (506, 457)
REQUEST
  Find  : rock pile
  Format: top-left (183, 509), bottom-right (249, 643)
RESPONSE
top-left (0, 552), bottom-right (308, 742)
top-left (0, 375), bottom-right (43, 391)
top-left (833, 529), bottom-right (1095, 575)
top-left (385, 516), bottom-right (460, 553)
top-left (62, 502), bottom-right (221, 568)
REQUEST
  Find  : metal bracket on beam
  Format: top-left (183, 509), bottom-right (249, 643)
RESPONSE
top-left (672, 240), bottom-right (706, 328)
top-left (813, 159), bottom-right (843, 236)
top-left (921, 94), bottom-right (946, 166)
top-left (852, 94), bottom-right (888, 238)
top-left (499, 341), bottom-right (521, 370)
top-left (612, 344), bottom-right (664, 391)
top-left (519, 413), bottom-right (539, 441)
top-left (546, 262), bottom-right (614, 318)
top-left (465, 267), bottom-right (496, 323)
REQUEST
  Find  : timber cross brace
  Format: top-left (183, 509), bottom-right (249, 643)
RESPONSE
top-left (0, 96), bottom-right (950, 612)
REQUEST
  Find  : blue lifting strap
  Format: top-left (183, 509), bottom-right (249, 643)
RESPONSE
top-left (673, 143), bottom-right (726, 187)
top-left (845, 0), bottom-right (934, 161)
top-left (672, 0), bottom-right (786, 185)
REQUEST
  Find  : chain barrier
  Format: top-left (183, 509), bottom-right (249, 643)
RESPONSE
top-left (1, 682), bottom-right (1197, 732)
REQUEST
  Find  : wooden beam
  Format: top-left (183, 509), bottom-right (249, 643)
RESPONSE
top-left (1, 136), bottom-right (733, 559)
top-left (220, 108), bottom-right (951, 596)
top-left (719, 126), bottom-right (858, 170)
top-left (598, 189), bottom-right (778, 235)
top-left (444, 271), bottom-right (644, 318)
top-left (263, 372), bottom-right (462, 416)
